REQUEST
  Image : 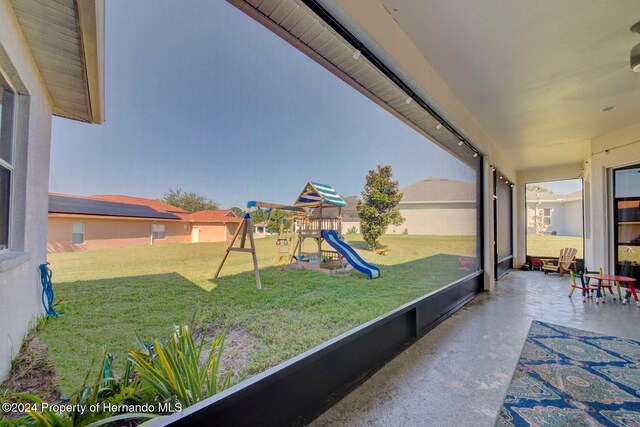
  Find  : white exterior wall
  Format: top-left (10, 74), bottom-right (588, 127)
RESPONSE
top-left (0, 2), bottom-right (54, 380)
top-left (525, 202), bottom-right (564, 235)
top-left (389, 202), bottom-right (477, 236)
top-left (563, 200), bottom-right (583, 237)
top-left (585, 123), bottom-right (640, 274)
top-left (342, 202), bottom-right (477, 236)
top-left (526, 201), bottom-right (582, 236)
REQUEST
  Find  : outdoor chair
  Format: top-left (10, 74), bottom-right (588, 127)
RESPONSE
top-left (542, 247), bottom-right (577, 277)
top-left (569, 268), bottom-right (613, 302)
top-left (569, 271), bottom-right (589, 302)
top-left (585, 267), bottom-right (616, 302)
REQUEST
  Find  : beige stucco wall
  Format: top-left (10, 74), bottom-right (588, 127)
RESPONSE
top-left (161, 221), bottom-right (191, 245)
top-left (192, 222), bottom-right (227, 243)
top-left (345, 203), bottom-right (477, 236)
top-left (392, 203), bottom-right (477, 236)
top-left (0, 2), bottom-right (55, 380)
top-left (47, 217), bottom-right (191, 253)
top-left (342, 221), bottom-right (360, 234)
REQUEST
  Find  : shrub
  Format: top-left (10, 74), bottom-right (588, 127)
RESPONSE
top-left (129, 324), bottom-right (231, 409)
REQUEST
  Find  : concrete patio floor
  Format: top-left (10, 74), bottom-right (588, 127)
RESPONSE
top-left (312, 270), bottom-right (640, 426)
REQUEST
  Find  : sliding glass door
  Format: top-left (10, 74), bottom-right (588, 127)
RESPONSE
top-left (613, 165), bottom-right (640, 281)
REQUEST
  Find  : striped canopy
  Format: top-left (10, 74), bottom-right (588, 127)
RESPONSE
top-left (294, 182), bottom-right (347, 207)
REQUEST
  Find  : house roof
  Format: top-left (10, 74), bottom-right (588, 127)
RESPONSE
top-left (342, 178), bottom-right (476, 221)
top-left (184, 210), bottom-right (242, 223)
top-left (49, 194), bottom-right (180, 220)
top-left (526, 190), bottom-right (582, 203)
top-left (295, 182), bottom-right (347, 207)
top-left (89, 195), bottom-right (189, 214)
top-left (400, 177), bottom-right (476, 202)
top-left (342, 196), bottom-right (360, 221)
top-left (50, 193), bottom-right (243, 223)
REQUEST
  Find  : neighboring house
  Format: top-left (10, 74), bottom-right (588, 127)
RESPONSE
top-left (254, 221), bottom-right (269, 236)
top-left (0, 0), bottom-right (105, 380)
top-left (47, 194), bottom-right (241, 253)
top-left (341, 196), bottom-right (360, 233)
top-left (186, 209), bottom-right (242, 243)
top-left (526, 190), bottom-right (583, 236)
top-left (343, 178), bottom-right (477, 236)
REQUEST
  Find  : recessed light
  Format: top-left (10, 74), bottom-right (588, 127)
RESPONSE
top-left (601, 105), bottom-right (617, 112)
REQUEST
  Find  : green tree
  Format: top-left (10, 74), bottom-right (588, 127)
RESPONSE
top-left (266, 210), bottom-right (293, 233)
top-left (161, 188), bottom-right (219, 213)
top-left (527, 185), bottom-right (554, 194)
top-left (229, 207), bottom-right (244, 218)
top-left (356, 165), bottom-right (405, 250)
top-left (250, 208), bottom-right (265, 224)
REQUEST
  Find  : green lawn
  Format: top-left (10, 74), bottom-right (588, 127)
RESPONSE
top-left (41, 234), bottom-right (477, 394)
top-left (618, 246), bottom-right (640, 265)
top-left (526, 235), bottom-right (584, 258)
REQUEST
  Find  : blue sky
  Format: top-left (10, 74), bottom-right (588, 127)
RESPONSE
top-left (49, 0), bottom-right (474, 209)
top-left (528, 179), bottom-right (582, 195)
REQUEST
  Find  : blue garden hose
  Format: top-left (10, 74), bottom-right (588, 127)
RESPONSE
top-left (39, 263), bottom-right (61, 317)
top-left (103, 353), bottom-right (113, 379)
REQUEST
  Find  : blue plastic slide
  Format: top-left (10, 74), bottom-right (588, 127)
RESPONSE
top-left (321, 230), bottom-right (380, 279)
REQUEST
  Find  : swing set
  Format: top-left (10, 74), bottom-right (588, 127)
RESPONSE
top-left (214, 182), bottom-right (379, 289)
top-left (213, 200), bottom-right (306, 289)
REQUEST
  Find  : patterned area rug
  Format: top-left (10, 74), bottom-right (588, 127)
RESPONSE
top-left (496, 321), bottom-right (640, 426)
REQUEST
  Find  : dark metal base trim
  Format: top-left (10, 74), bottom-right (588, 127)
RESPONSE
top-left (162, 272), bottom-right (483, 426)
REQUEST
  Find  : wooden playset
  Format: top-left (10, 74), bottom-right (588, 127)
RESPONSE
top-left (214, 182), bottom-right (379, 289)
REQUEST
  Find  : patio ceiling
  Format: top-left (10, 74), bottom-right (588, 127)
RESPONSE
top-left (229, 0), bottom-right (481, 168)
top-left (349, 0), bottom-right (640, 170)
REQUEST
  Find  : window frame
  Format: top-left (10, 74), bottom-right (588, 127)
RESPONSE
top-left (152, 223), bottom-right (166, 240)
top-left (0, 77), bottom-right (17, 253)
top-left (72, 222), bottom-right (85, 245)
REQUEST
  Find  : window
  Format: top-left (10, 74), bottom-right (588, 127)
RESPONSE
top-left (0, 84), bottom-right (16, 251)
top-left (72, 223), bottom-right (85, 244)
top-left (152, 223), bottom-right (165, 240)
top-left (543, 208), bottom-right (552, 226)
